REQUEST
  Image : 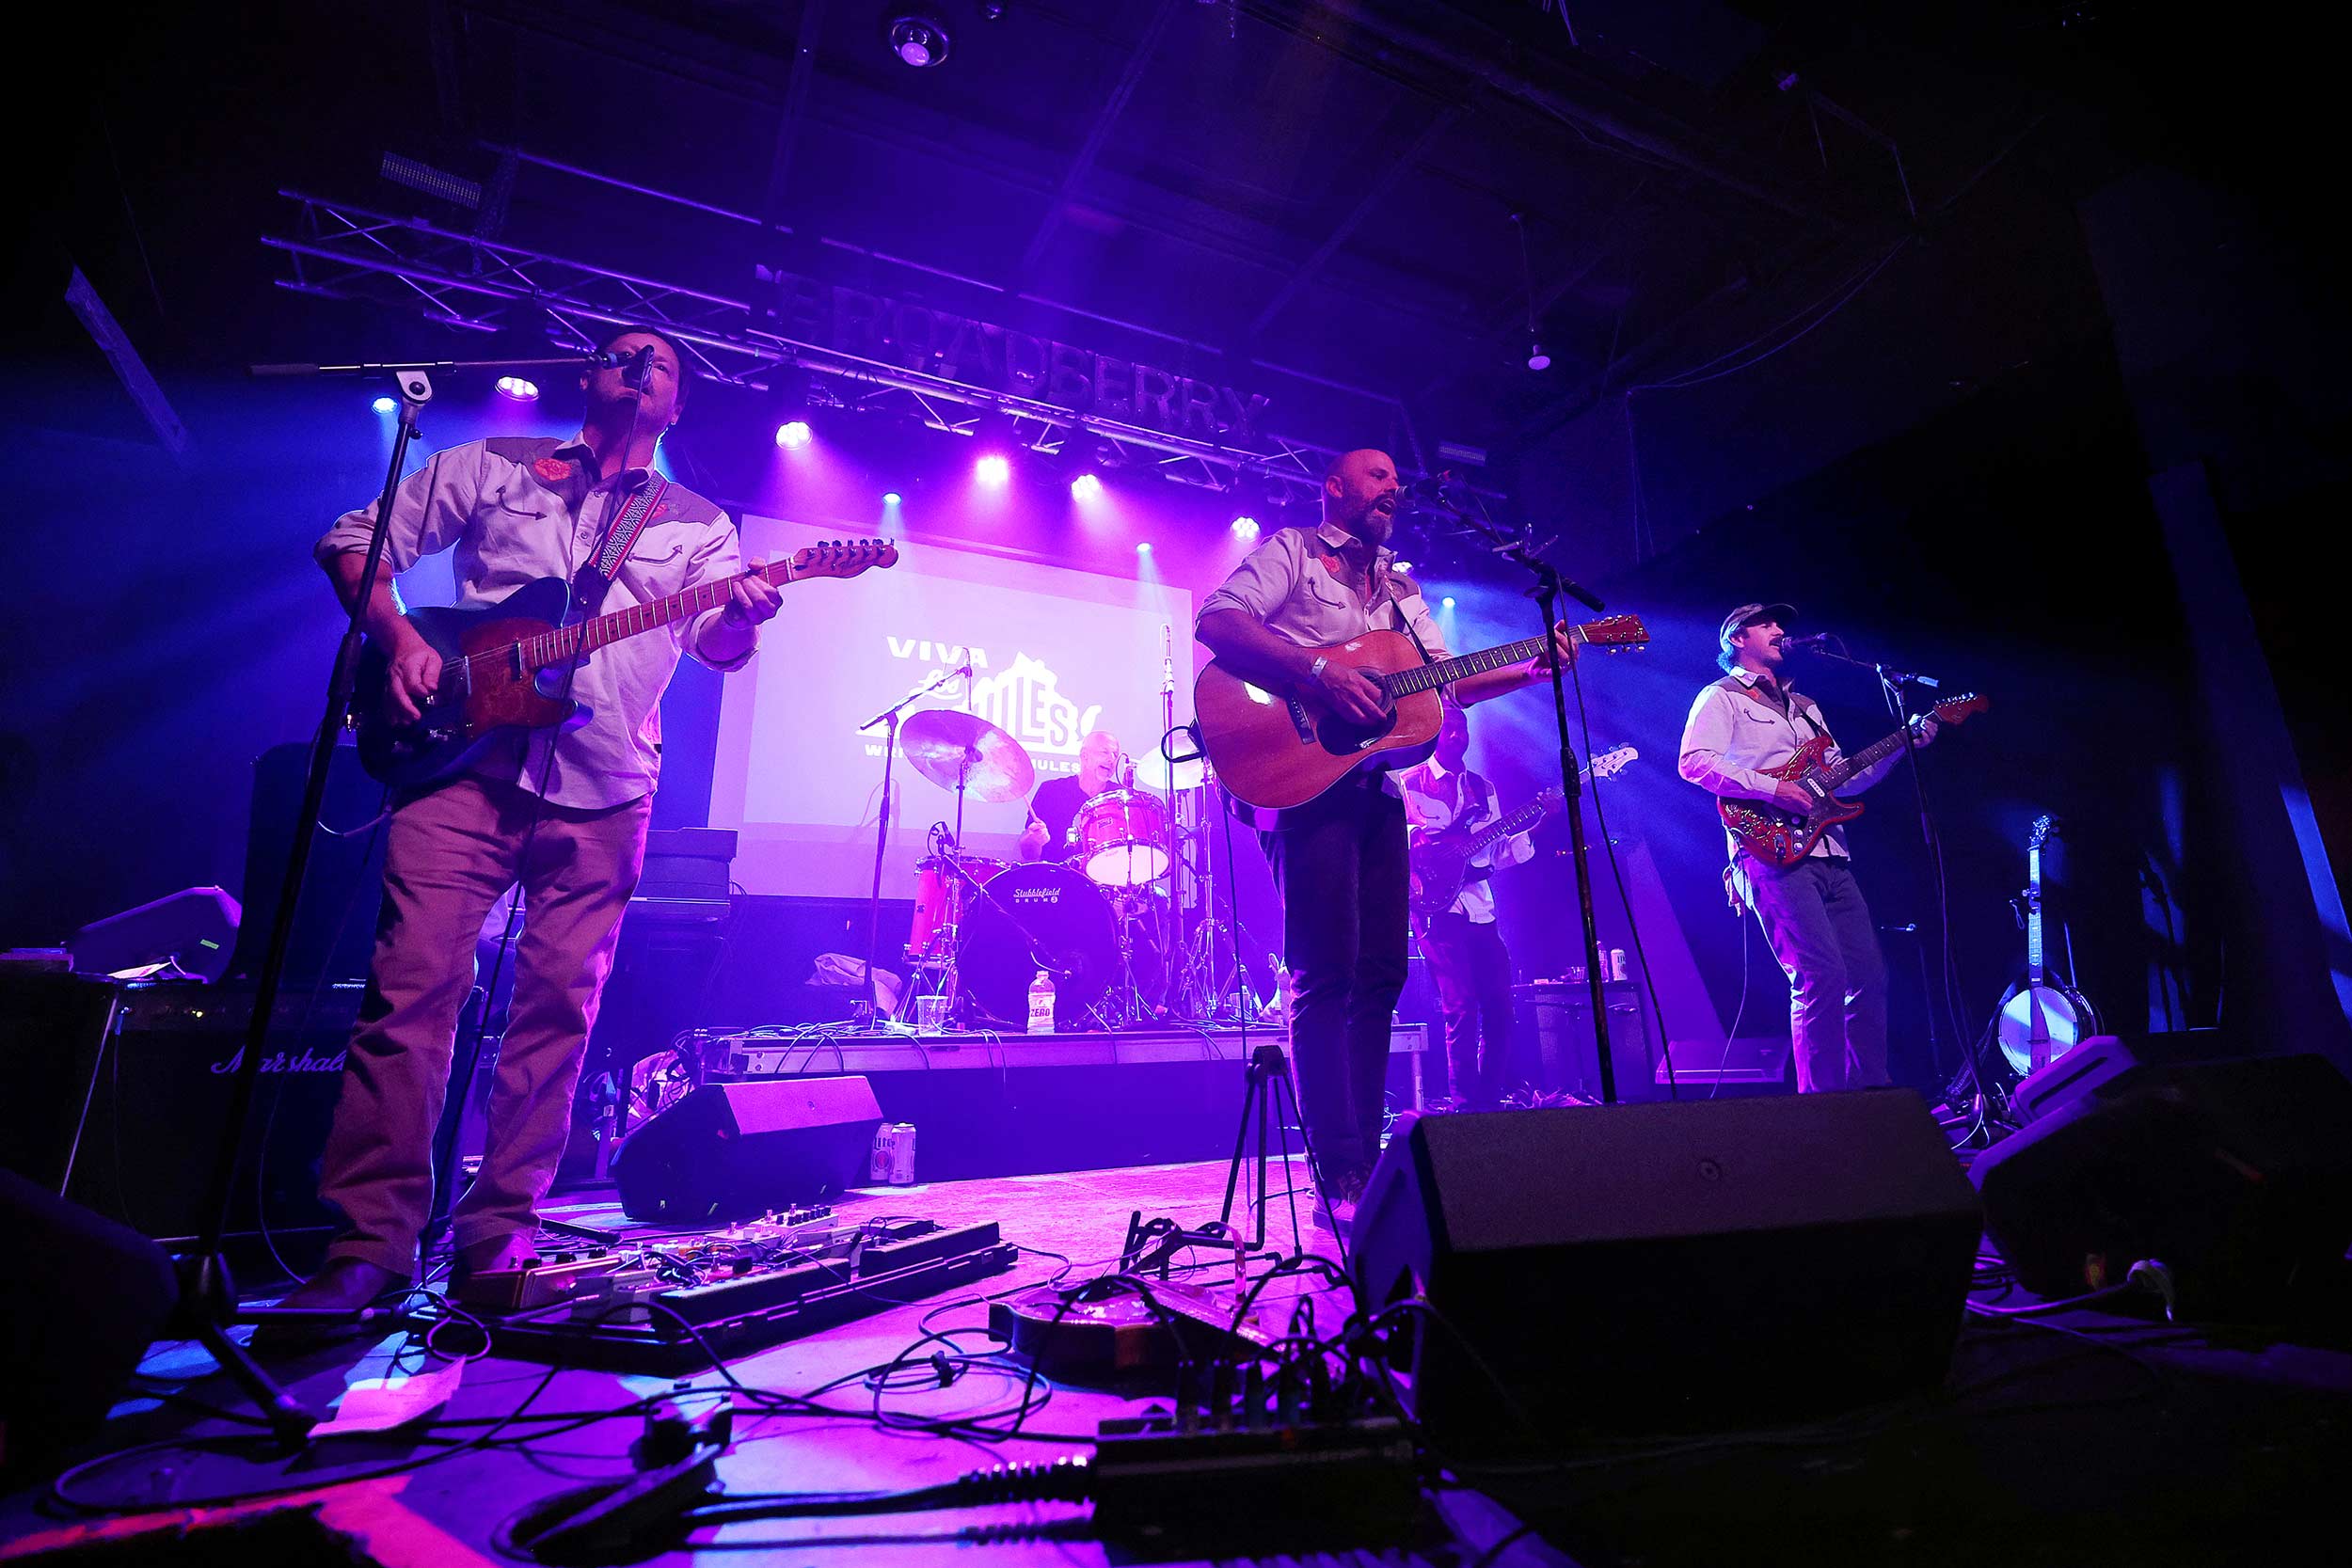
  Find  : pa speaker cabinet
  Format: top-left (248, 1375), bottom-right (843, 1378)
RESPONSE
top-left (1352, 1090), bottom-right (1981, 1451)
top-left (1974, 1053), bottom-right (2352, 1316)
top-left (613, 1076), bottom-right (882, 1224)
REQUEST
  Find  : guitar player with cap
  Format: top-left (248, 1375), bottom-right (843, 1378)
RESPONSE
top-left (1677, 603), bottom-right (1935, 1095)
top-left (272, 325), bottom-right (786, 1334)
top-left (1194, 448), bottom-right (1577, 1235)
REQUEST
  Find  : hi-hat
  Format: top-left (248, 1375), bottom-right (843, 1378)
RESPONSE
top-left (901, 708), bottom-right (1036, 802)
top-left (1168, 754), bottom-right (1214, 791)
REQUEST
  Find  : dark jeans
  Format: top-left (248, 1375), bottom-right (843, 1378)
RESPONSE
top-left (1262, 783), bottom-right (1410, 1183)
top-left (1421, 911), bottom-right (1518, 1108)
top-left (1740, 855), bottom-right (1888, 1093)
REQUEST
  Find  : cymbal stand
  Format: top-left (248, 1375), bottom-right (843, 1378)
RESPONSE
top-left (855, 666), bottom-right (965, 1026)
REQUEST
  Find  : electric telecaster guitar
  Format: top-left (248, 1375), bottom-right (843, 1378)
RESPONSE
top-left (1407, 746), bottom-right (1637, 919)
top-left (1194, 615), bottom-right (1651, 811)
top-left (1717, 691), bottom-right (1989, 867)
top-left (354, 538), bottom-right (898, 788)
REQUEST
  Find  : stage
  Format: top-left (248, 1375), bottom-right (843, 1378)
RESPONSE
top-left (7, 1148), bottom-right (2352, 1568)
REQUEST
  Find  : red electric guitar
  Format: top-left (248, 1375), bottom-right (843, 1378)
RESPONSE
top-left (1717, 691), bottom-right (1988, 867)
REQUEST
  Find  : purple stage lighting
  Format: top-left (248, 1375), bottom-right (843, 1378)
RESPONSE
top-left (1442, 595), bottom-right (1457, 609)
top-left (1071, 472), bottom-right (1102, 499)
top-left (372, 396), bottom-right (397, 414)
top-left (882, 490), bottom-right (902, 505)
top-left (495, 375), bottom-right (539, 403)
top-left (976, 453), bottom-right (1011, 486)
top-left (1136, 542), bottom-right (1153, 555)
top-left (1232, 515), bottom-right (1259, 538)
top-left (775, 420), bottom-right (813, 450)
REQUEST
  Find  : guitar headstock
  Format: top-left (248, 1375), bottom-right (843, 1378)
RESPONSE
top-left (2029, 813), bottom-right (2055, 850)
top-left (787, 538), bottom-right (899, 580)
top-left (1589, 744), bottom-right (1638, 780)
top-left (1575, 613), bottom-right (1650, 651)
top-left (1930, 691), bottom-right (1988, 726)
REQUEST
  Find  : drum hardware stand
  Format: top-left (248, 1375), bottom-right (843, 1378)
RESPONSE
top-left (855, 662), bottom-right (969, 1027)
top-left (1139, 1041), bottom-right (1309, 1261)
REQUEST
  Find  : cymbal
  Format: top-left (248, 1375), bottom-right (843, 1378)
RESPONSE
top-left (901, 708), bottom-right (1036, 802)
top-left (1168, 754), bottom-right (1214, 792)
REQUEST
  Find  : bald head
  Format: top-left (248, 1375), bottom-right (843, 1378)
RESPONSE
top-left (1324, 449), bottom-right (1403, 546)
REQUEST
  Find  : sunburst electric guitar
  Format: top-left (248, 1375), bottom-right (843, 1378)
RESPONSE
top-left (1406, 746), bottom-right (1637, 920)
top-left (1193, 615), bottom-right (1651, 810)
top-left (1717, 691), bottom-right (1988, 867)
top-left (354, 538), bottom-right (898, 788)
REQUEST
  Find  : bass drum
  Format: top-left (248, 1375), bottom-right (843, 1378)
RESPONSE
top-left (958, 863), bottom-right (1120, 1031)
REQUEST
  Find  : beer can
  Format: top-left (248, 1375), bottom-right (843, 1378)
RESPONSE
top-left (887, 1122), bottom-right (918, 1185)
top-left (1610, 948), bottom-right (1629, 982)
top-left (868, 1124), bottom-right (897, 1184)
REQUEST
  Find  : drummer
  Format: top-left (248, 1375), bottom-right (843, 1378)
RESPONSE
top-left (1019, 729), bottom-right (1134, 863)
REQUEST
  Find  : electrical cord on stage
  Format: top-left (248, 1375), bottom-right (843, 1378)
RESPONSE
top-left (1566, 648), bottom-right (1677, 1098)
top-left (1710, 909), bottom-right (1756, 1100)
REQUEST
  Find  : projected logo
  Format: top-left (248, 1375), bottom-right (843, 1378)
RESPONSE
top-left (884, 638), bottom-right (1104, 761)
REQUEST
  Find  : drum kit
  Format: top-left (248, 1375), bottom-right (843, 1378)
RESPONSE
top-left (890, 708), bottom-right (1248, 1031)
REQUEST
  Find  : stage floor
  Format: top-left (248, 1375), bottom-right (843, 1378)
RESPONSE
top-left (7, 1156), bottom-right (2352, 1568)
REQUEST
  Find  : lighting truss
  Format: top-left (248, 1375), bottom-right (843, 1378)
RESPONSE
top-left (263, 190), bottom-right (1354, 498)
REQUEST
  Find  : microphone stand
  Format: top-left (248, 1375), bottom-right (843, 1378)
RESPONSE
top-left (1413, 496), bottom-right (1621, 1101)
top-left (168, 350), bottom-right (601, 1446)
top-left (856, 665), bottom-right (968, 1025)
top-left (1804, 638), bottom-right (2001, 1136)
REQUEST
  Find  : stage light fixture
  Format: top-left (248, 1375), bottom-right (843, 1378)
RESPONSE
top-left (775, 420), bottom-right (813, 449)
top-left (882, 490), bottom-right (903, 505)
top-left (372, 395), bottom-right (397, 414)
top-left (976, 453), bottom-right (1011, 486)
top-left (1136, 542), bottom-right (1153, 555)
top-left (884, 10), bottom-right (951, 67)
top-left (1527, 341), bottom-right (1552, 372)
top-left (1442, 595), bottom-right (1457, 609)
top-left (1232, 515), bottom-right (1259, 538)
top-left (495, 375), bottom-right (539, 402)
top-left (1071, 472), bottom-right (1102, 499)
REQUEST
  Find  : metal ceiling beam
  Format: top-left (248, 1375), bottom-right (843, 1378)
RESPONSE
top-left (260, 190), bottom-right (1390, 499)
top-left (1012, 0), bottom-right (1186, 282)
top-left (759, 0), bottom-right (827, 232)
top-left (1247, 104), bottom-right (1463, 340)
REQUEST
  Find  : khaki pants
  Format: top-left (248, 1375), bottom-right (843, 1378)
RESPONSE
top-left (319, 774), bottom-right (649, 1275)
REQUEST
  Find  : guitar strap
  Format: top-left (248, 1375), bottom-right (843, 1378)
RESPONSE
top-left (570, 474), bottom-right (671, 621)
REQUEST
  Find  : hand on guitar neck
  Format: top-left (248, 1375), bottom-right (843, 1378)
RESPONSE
top-left (1771, 715), bottom-right (1940, 811)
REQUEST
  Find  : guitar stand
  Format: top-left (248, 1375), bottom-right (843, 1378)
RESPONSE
top-left (1139, 1042), bottom-right (1311, 1263)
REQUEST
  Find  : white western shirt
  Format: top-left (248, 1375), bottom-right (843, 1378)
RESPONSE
top-left (1397, 758), bottom-right (1534, 923)
top-left (1677, 666), bottom-right (1899, 864)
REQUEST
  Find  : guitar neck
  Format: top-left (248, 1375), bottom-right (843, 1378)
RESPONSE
top-left (1466, 788), bottom-right (1563, 853)
top-left (1821, 719), bottom-right (1916, 788)
top-left (1383, 633), bottom-right (1553, 698)
top-left (2026, 844), bottom-right (2044, 982)
top-left (525, 560), bottom-right (790, 669)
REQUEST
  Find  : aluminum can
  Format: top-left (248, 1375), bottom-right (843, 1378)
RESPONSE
top-left (868, 1124), bottom-right (897, 1184)
top-left (1609, 948), bottom-right (1629, 982)
top-left (887, 1123), bottom-right (918, 1185)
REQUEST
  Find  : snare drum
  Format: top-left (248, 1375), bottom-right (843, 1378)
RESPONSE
top-left (1072, 787), bottom-right (1169, 886)
top-left (908, 853), bottom-right (1006, 958)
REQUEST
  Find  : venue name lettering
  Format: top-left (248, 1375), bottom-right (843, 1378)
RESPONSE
top-left (770, 277), bottom-right (1271, 444)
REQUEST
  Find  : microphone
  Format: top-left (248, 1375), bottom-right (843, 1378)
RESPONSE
top-left (1392, 472), bottom-right (1462, 514)
top-left (595, 344), bottom-right (656, 387)
top-left (1779, 632), bottom-right (1834, 650)
top-left (1161, 624), bottom-right (1175, 694)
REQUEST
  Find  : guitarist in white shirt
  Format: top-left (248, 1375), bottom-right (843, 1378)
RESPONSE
top-left (1398, 704), bottom-right (1535, 1110)
top-left (271, 326), bottom-right (784, 1335)
top-left (1677, 604), bottom-right (1935, 1094)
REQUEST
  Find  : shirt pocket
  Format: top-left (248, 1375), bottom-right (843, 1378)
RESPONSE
top-left (622, 528), bottom-right (693, 598)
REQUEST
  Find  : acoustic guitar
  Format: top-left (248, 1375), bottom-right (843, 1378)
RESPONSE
top-left (1716, 691), bottom-right (1988, 867)
top-left (1193, 615), bottom-right (1651, 810)
top-left (354, 538), bottom-right (898, 788)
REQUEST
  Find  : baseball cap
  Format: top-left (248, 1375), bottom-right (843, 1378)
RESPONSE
top-left (1717, 602), bottom-right (1796, 654)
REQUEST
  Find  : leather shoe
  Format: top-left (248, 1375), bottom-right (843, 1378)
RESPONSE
top-left (248, 1258), bottom-right (408, 1352)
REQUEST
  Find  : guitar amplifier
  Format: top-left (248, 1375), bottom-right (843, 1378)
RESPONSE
top-left (639, 827), bottom-right (737, 902)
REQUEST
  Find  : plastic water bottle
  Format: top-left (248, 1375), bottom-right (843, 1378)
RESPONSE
top-left (1027, 969), bottom-right (1057, 1035)
top-left (1276, 964), bottom-right (1296, 1029)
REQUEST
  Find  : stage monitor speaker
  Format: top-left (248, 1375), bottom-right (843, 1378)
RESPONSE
top-left (612, 1077), bottom-right (882, 1224)
top-left (0, 1171), bottom-right (179, 1477)
top-left (70, 887), bottom-right (242, 983)
top-left (1973, 1053), bottom-right (2352, 1316)
top-left (1352, 1090), bottom-right (1981, 1452)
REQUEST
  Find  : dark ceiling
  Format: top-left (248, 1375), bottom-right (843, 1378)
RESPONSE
top-left (23, 1), bottom-right (2325, 478)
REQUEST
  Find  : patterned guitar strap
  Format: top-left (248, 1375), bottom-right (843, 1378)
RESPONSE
top-left (567, 473), bottom-right (671, 637)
